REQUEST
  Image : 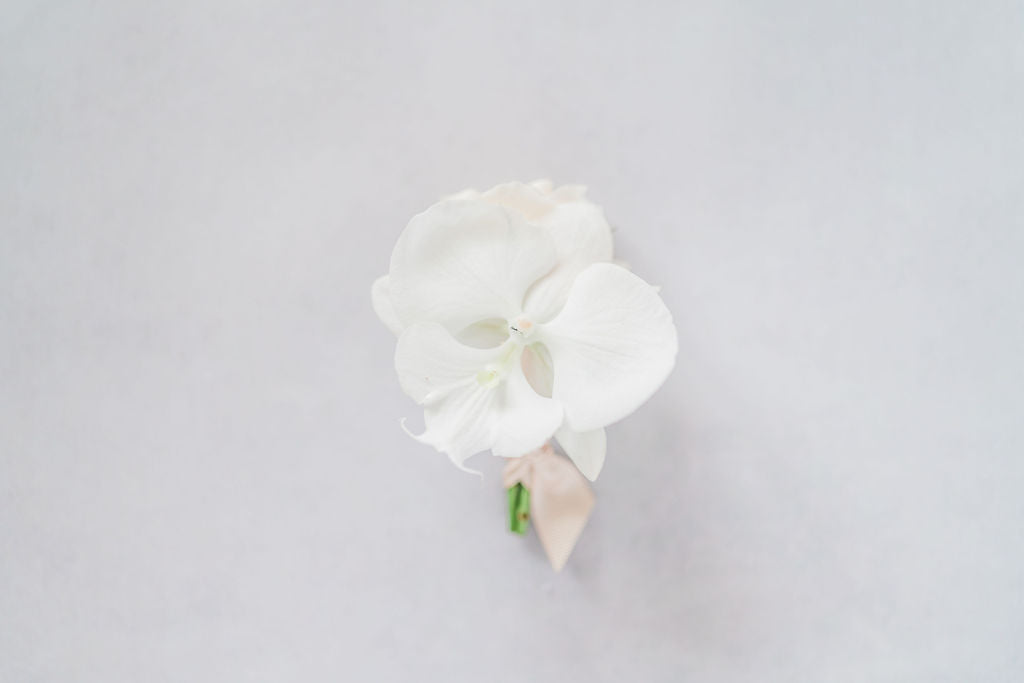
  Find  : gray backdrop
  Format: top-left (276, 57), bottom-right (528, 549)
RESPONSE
top-left (2, 1), bottom-right (1022, 681)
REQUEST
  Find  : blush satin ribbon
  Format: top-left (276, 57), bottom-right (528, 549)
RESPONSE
top-left (502, 443), bottom-right (595, 571)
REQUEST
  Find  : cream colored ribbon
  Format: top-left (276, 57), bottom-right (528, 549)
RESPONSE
top-left (502, 443), bottom-right (595, 571)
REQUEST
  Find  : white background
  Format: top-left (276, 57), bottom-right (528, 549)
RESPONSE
top-left (2, 1), bottom-right (1022, 681)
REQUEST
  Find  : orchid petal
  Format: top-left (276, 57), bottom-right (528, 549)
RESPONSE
top-left (479, 181), bottom-right (556, 221)
top-left (523, 201), bottom-right (614, 322)
top-left (555, 425), bottom-right (607, 481)
top-left (455, 318), bottom-right (510, 349)
top-left (371, 275), bottom-right (405, 336)
top-left (389, 201), bottom-right (557, 333)
top-left (414, 383), bottom-right (498, 471)
top-left (542, 263), bottom-right (677, 432)
top-left (395, 323), bottom-right (505, 403)
top-left (432, 182), bottom-right (613, 323)
top-left (458, 180), bottom-right (589, 215)
top-left (490, 368), bottom-right (563, 458)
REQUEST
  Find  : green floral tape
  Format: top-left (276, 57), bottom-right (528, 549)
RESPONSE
top-left (507, 483), bottom-right (531, 535)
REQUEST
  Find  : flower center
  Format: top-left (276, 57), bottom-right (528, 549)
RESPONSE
top-left (475, 364), bottom-right (502, 388)
top-left (507, 316), bottom-right (536, 344)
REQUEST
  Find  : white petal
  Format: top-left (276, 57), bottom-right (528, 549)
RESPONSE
top-left (528, 179), bottom-right (588, 203)
top-left (490, 368), bottom-right (563, 458)
top-left (395, 323), bottom-right (505, 403)
top-left (455, 318), bottom-right (510, 349)
top-left (480, 181), bottom-right (556, 221)
top-left (539, 201), bottom-right (614, 266)
top-left (395, 323), bottom-right (562, 467)
top-left (371, 275), bottom-right (405, 336)
top-left (541, 263), bottom-right (677, 432)
top-left (528, 178), bottom-right (554, 193)
top-left (452, 180), bottom-right (588, 216)
top-left (415, 382), bottom-right (498, 470)
top-left (555, 425), bottom-right (607, 481)
top-left (444, 180), bottom-right (608, 322)
top-left (388, 200), bottom-right (557, 332)
top-left (444, 188), bottom-right (482, 201)
top-left (523, 201), bottom-right (614, 322)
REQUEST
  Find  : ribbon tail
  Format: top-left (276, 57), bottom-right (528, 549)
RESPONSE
top-left (530, 455), bottom-right (595, 572)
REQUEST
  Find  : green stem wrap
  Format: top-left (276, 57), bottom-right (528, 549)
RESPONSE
top-left (507, 482), bottom-right (531, 535)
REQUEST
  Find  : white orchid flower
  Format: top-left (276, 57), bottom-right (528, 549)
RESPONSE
top-left (372, 181), bottom-right (677, 480)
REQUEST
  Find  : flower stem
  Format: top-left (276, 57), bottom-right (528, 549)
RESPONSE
top-left (507, 483), bottom-right (531, 535)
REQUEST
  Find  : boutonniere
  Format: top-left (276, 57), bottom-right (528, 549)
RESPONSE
top-left (373, 180), bottom-right (677, 569)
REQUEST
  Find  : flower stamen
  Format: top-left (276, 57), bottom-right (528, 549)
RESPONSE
top-left (508, 316), bottom-right (537, 343)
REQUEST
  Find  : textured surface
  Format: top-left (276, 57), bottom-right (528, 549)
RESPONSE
top-left (2, 1), bottom-right (1023, 681)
